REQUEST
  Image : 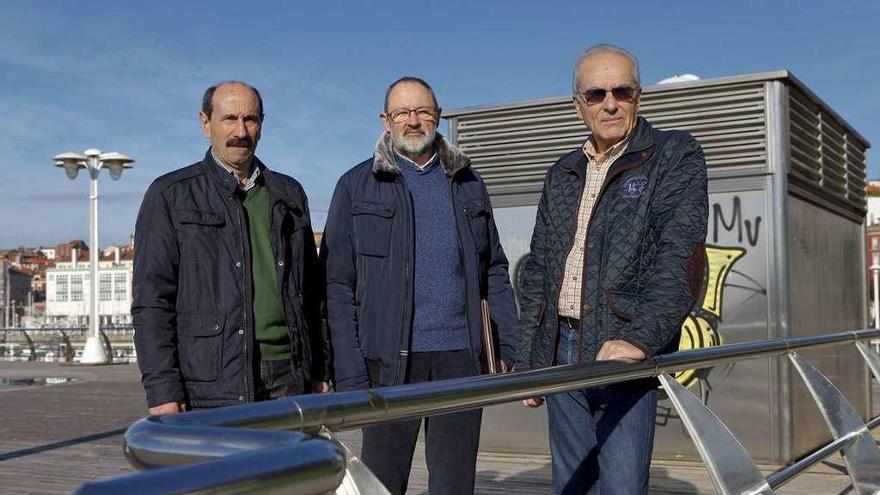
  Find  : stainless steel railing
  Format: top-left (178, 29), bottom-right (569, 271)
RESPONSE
top-left (74, 329), bottom-right (880, 495)
top-left (0, 326), bottom-right (136, 362)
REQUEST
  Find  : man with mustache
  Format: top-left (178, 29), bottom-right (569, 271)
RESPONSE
top-left (322, 77), bottom-right (518, 494)
top-left (516, 44), bottom-right (708, 494)
top-left (133, 81), bottom-right (329, 415)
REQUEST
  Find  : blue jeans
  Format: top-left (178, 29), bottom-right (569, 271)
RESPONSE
top-left (546, 322), bottom-right (657, 494)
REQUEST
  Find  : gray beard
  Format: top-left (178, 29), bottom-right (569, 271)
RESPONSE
top-left (392, 130), bottom-right (436, 158)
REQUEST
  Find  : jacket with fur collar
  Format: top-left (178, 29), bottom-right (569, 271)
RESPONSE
top-left (322, 133), bottom-right (518, 391)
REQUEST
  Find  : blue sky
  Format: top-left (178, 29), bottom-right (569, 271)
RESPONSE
top-left (2, 1), bottom-right (878, 248)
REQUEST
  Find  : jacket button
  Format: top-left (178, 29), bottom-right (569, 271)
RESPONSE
top-left (277, 260), bottom-right (284, 267)
top-left (238, 395), bottom-right (245, 401)
top-left (235, 261), bottom-right (242, 268)
top-left (238, 329), bottom-right (244, 335)
top-left (583, 303), bottom-right (593, 312)
top-left (214, 324), bottom-right (220, 330)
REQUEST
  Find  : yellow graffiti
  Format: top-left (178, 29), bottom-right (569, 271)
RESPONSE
top-left (674, 245), bottom-right (746, 387)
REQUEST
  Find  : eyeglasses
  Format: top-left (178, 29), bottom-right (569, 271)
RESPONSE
top-left (575, 86), bottom-right (639, 106)
top-left (386, 107), bottom-right (440, 123)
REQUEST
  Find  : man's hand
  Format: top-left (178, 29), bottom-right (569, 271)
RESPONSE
top-left (596, 340), bottom-right (647, 363)
top-left (312, 381), bottom-right (331, 393)
top-left (148, 401), bottom-right (187, 416)
top-left (522, 397), bottom-right (545, 408)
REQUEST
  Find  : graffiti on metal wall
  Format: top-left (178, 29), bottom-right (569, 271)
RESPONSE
top-left (673, 245), bottom-right (745, 388)
top-left (712, 195), bottom-right (761, 247)
top-left (671, 194), bottom-right (767, 401)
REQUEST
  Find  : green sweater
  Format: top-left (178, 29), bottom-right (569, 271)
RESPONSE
top-left (243, 182), bottom-right (291, 361)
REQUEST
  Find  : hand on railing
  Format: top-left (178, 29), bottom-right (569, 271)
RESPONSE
top-left (312, 381), bottom-right (332, 393)
top-left (596, 339), bottom-right (647, 363)
top-left (522, 397), bottom-right (545, 408)
top-left (149, 401), bottom-right (188, 416)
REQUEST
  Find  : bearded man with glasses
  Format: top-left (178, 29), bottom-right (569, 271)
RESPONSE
top-left (322, 76), bottom-right (518, 494)
top-left (516, 44), bottom-right (709, 494)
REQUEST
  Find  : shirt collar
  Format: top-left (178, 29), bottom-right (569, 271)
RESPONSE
top-left (394, 150), bottom-right (439, 171)
top-left (582, 132), bottom-right (632, 164)
top-left (211, 149), bottom-right (261, 191)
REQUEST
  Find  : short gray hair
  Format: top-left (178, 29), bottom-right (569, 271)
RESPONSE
top-left (572, 44), bottom-right (641, 94)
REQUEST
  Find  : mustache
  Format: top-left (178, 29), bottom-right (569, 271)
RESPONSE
top-left (226, 137), bottom-right (253, 147)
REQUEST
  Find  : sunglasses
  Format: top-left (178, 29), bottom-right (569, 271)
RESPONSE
top-left (575, 86), bottom-right (639, 106)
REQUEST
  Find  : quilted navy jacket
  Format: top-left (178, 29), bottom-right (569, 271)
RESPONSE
top-left (516, 117), bottom-right (708, 369)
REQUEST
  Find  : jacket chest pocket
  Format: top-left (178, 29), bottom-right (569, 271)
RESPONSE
top-left (177, 209), bottom-right (226, 261)
top-left (464, 200), bottom-right (490, 254)
top-left (352, 201), bottom-right (395, 257)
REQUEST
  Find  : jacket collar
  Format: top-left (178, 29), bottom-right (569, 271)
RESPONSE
top-left (200, 149), bottom-right (303, 214)
top-left (561, 116), bottom-right (655, 172)
top-left (372, 132), bottom-right (471, 177)
top-left (202, 149), bottom-right (241, 195)
top-left (262, 168), bottom-right (304, 214)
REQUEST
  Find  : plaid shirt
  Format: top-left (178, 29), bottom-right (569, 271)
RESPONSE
top-left (211, 150), bottom-right (261, 191)
top-left (557, 135), bottom-right (632, 319)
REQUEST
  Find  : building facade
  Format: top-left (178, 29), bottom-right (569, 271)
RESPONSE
top-left (867, 182), bottom-right (880, 266)
top-left (45, 249), bottom-right (133, 326)
top-left (0, 260), bottom-right (33, 327)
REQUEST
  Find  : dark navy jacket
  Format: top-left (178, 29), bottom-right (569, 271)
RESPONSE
top-left (322, 133), bottom-right (518, 391)
top-left (132, 150), bottom-right (329, 408)
top-left (516, 117), bottom-right (708, 369)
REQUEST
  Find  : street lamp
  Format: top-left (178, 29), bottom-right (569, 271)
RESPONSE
top-left (53, 149), bottom-right (134, 364)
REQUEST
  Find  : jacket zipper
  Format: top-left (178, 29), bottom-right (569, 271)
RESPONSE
top-left (270, 201), bottom-right (298, 369)
top-left (448, 172), bottom-right (480, 370)
top-left (556, 166), bottom-right (585, 360)
top-left (391, 179), bottom-right (414, 385)
top-left (231, 196), bottom-right (253, 401)
top-left (575, 148), bottom-right (655, 362)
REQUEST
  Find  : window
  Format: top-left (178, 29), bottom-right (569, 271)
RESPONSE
top-left (100, 273), bottom-right (112, 301)
top-left (114, 273), bottom-right (127, 301)
top-left (872, 236), bottom-right (879, 251)
top-left (56, 274), bottom-right (68, 302)
top-left (71, 275), bottom-right (83, 302)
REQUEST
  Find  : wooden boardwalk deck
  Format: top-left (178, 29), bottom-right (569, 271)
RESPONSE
top-left (0, 361), bottom-right (869, 494)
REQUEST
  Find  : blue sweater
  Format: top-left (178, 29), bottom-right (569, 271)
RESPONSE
top-left (397, 153), bottom-right (469, 352)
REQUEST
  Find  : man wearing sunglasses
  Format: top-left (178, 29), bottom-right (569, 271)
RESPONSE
top-left (322, 77), bottom-right (518, 494)
top-left (516, 45), bottom-right (708, 494)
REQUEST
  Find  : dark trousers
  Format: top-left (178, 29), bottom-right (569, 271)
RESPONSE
top-left (547, 322), bottom-right (657, 494)
top-left (254, 358), bottom-right (304, 401)
top-left (361, 349), bottom-right (482, 495)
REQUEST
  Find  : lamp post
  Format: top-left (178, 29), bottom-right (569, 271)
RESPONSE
top-left (53, 149), bottom-right (133, 364)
